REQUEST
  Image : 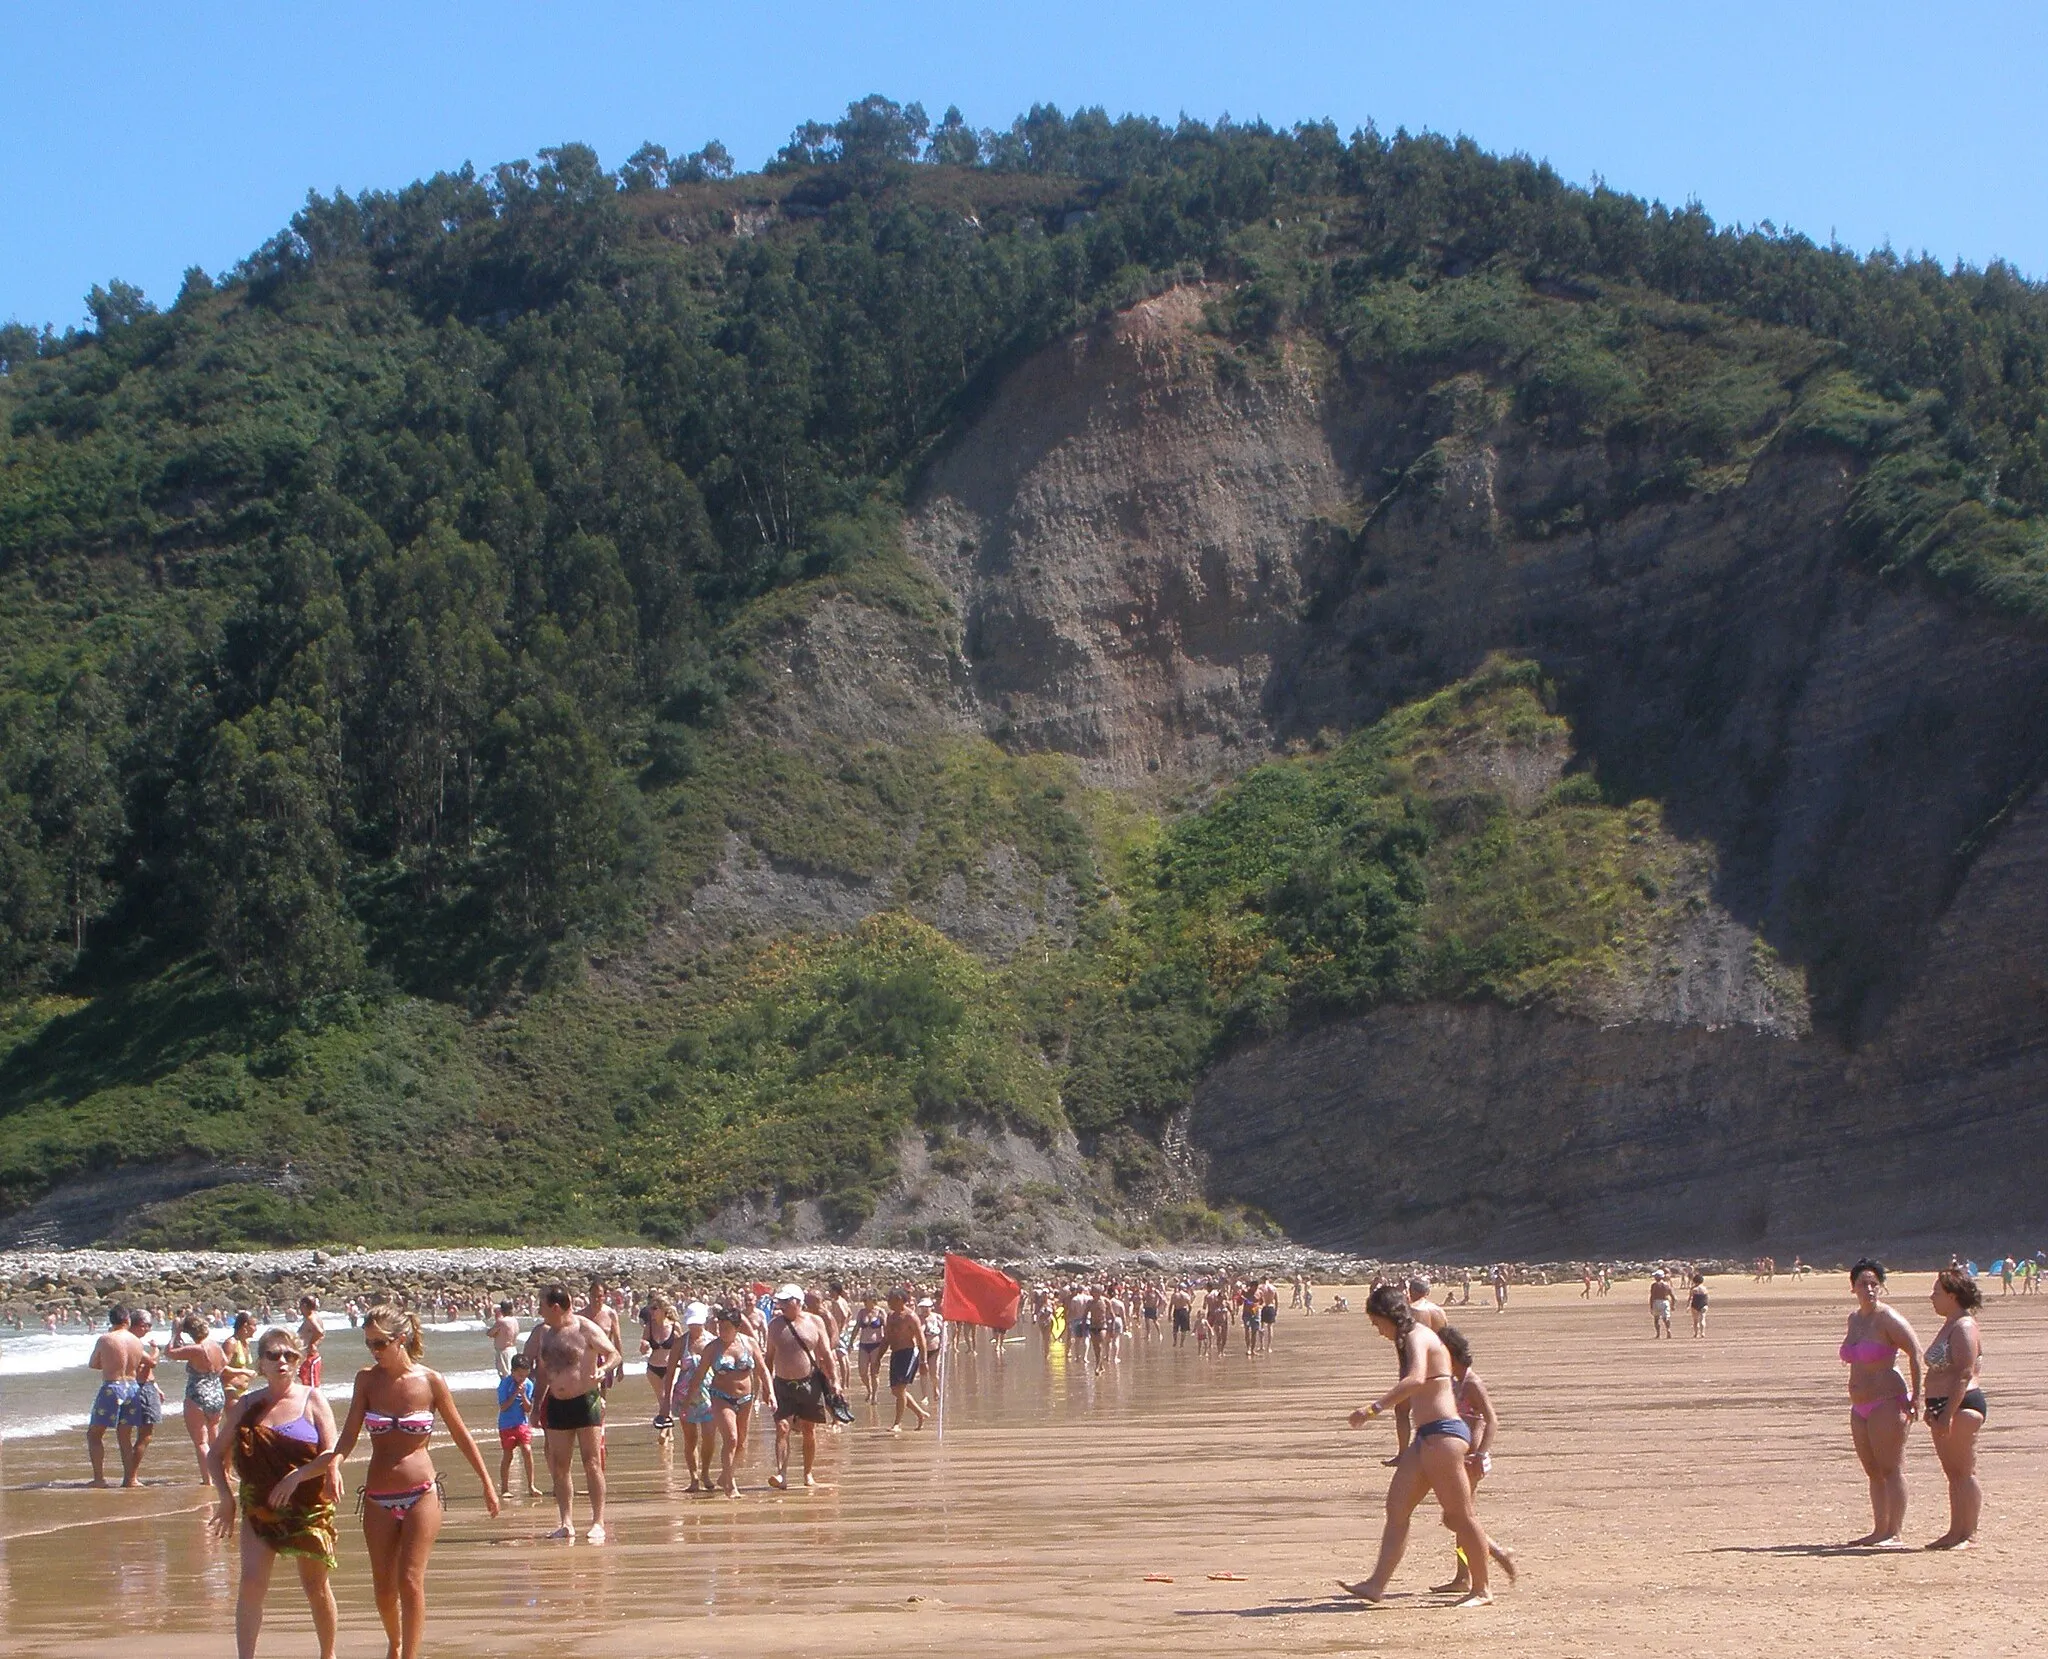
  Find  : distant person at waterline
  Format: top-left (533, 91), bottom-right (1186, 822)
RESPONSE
top-left (490, 1301), bottom-right (521, 1378)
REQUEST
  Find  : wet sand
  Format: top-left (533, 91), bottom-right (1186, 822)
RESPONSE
top-left (4, 1274), bottom-right (2045, 1656)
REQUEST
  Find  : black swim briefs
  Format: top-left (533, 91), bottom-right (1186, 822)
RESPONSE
top-left (543, 1389), bottom-right (605, 1431)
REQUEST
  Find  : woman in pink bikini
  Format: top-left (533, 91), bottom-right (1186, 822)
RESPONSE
top-left (1840, 1258), bottom-right (1923, 1546)
top-left (271, 1306), bottom-right (498, 1659)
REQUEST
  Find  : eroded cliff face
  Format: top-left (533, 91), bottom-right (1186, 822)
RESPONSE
top-left (907, 285), bottom-right (1352, 784)
top-left (883, 286), bottom-right (2048, 1253)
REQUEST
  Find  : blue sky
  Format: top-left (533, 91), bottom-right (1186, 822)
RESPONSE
top-left (3, 2), bottom-right (2042, 330)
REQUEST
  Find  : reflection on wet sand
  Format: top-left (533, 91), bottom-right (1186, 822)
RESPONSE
top-left (4, 1279), bottom-right (2046, 1656)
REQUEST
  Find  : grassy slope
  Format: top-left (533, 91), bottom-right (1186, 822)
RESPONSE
top-left (0, 659), bottom-right (1746, 1247)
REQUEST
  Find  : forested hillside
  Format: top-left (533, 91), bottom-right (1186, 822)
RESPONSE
top-left (4, 98), bottom-right (2045, 1248)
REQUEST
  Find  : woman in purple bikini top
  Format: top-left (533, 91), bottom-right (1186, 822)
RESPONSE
top-left (1838, 1257), bottom-right (1924, 1547)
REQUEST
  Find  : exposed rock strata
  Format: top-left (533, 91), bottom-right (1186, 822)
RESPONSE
top-left (897, 289), bottom-right (2048, 1252)
top-left (1193, 768), bottom-right (2048, 1256)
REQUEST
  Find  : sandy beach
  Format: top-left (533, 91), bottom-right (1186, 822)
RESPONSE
top-left (3, 1272), bottom-right (2043, 1657)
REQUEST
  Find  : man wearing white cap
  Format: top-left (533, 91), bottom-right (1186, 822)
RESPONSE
top-left (765, 1283), bottom-right (838, 1489)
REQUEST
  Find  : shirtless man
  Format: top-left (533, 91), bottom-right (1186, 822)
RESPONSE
top-left (882, 1289), bottom-right (929, 1431)
top-left (490, 1300), bottom-right (521, 1378)
top-left (766, 1285), bottom-right (838, 1488)
top-left (824, 1281), bottom-right (853, 1344)
top-left (525, 1282), bottom-right (621, 1542)
top-left (1389, 1278), bottom-right (1448, 1464)
top-left (295, 1294), bottom-right (325, 1387)
top-left (1650, 1270), bottom-right (1675, 1338)
top-left (582, 1280), bottom-right (626, 1394)
top-left (1169, 1282), bottom-right (1193, 1348)
top-left (85, 1306), bottom-right (149, 1486)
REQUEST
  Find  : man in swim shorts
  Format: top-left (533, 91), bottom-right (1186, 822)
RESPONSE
top-left (766, 1284), bottom-right (838, 1488)
top-left (882, 1289), bottom-right (929, 1431)
top-left (1650, 1270), bottom-right (1675, 1338)
top-left (86, 1305), bottom-right (150, 1487)
top-left (526, 1283), bottom-right (621, 1542)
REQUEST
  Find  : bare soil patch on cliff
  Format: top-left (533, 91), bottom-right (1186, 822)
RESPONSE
top-left (4, 1275), bottom-right (2043, 1656)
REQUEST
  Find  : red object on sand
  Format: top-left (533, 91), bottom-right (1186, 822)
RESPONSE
top-left (940, 1254), bottom-right (1022, 1330)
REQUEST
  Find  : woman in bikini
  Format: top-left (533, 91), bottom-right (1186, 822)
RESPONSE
top-left (1431, 1327), bottom-right (1517, 1595)
top-left (641, 1293), bottom-right (681, 1430)
top-left (206, 1328), bottom-right (341, 1659)
top-left (164, 1313), bottom-right (229, 1483)
top-left (270, 1306), bottom-right (498, 1659)
top-left (1922, 1268), bottom-right (1986, 1549)
top-left (693, 1307), bottom-right (763, 1497)
top-left (1343, 1284), bottom-right (1500, 1608)
top-left (853, 1294), bottom-right (887, 1404)
top-left (1840, 1257), bottom-right (1923, 1546)
top-left (221, 1311), bottom-right (259, 1404)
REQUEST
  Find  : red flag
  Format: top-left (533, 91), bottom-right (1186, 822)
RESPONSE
top-left (941, 1253), bottom-right (1021, 1330)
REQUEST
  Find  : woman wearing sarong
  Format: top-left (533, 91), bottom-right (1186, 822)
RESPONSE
top-left (207, 1328), bottom-right (340, 1659)
top-left (270, 1306), bottom-right (498, 1659)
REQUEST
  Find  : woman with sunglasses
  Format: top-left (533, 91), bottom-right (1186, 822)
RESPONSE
top-left (206, 1329), bottom-right (341, 1659)
top-left (269, 1306), bottom-right (499, 1659)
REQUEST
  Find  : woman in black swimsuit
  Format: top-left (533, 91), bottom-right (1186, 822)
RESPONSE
top-left (1922, 1268), bottom-right (1986, 1549)
top-left (641, 1293), bottom-right (681, 1429)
